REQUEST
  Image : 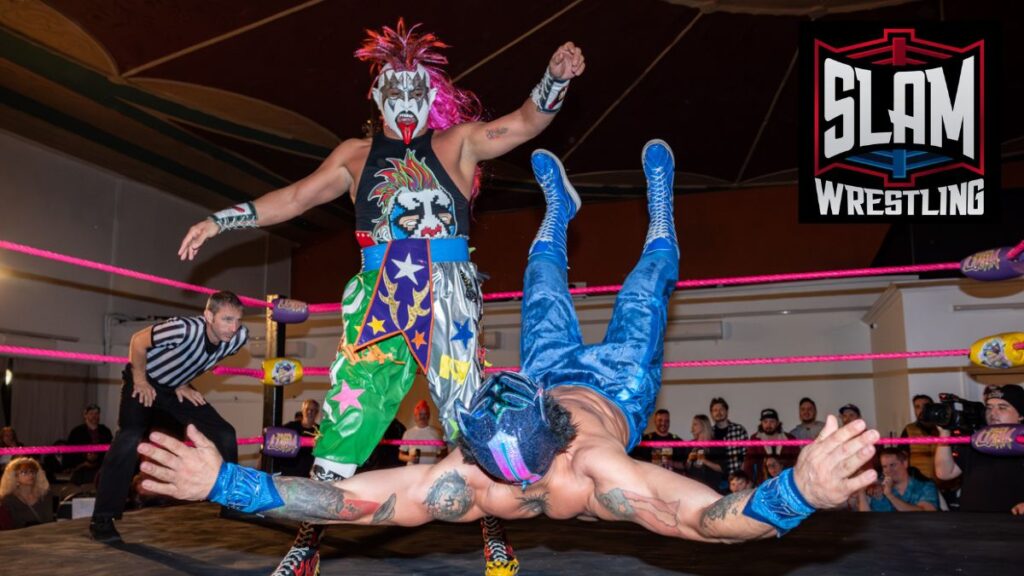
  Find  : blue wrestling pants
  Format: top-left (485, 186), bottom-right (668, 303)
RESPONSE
top-left (520, 249), bottom-right (679, 451)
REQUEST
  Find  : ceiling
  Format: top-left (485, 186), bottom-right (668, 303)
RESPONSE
top-left (1, 0), bottom-right (1021, 246)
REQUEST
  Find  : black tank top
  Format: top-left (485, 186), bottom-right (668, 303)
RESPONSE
top-left (354, 130), bottom-right (470, 246)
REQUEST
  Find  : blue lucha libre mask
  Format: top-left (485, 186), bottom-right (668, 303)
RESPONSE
top-left (454, 371), bottom-right (562, 488)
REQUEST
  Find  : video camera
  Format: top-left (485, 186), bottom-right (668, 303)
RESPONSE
top-left (920, 393), bottom-right (987, 434)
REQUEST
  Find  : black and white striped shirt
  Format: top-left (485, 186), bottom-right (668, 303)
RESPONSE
top-left (145, 316), bottom-right (248, 388)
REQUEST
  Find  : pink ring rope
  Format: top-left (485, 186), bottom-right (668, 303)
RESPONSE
top-left (0, 434), bottom-right (982, 456)
top-left (639, 436), bottom-right (975, 448)
top-left (0, 436), bottom-right (314, 456)
top-left (10, 344), bottom-right (1024, 377)
top-left (0, 240), bottom-right (269, 309)
top-left (0, 345), bottom-right (325, 379)
top-left (1, 239), bottom-right (993, 313)
top-left (1006, 239), bottom-right (1024, 261)
top-left (484, 262), bottom-right (964, 301)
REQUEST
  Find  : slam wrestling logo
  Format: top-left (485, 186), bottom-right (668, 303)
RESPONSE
top-left (799, 24), bottom-right (999, 222)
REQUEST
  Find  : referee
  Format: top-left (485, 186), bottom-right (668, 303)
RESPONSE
top-left (90, 291), bottom-right (248, 543)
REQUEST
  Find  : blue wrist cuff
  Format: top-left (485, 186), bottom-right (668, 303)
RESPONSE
top-left (206, 462), bottom-right (284, 514)
top-left (742, 468), bottom-right (815, 536)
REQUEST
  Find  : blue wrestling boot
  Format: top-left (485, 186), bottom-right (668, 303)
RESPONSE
top-left (529, 149), bottom-right (582, 264)
top-left (641, 139), bottom-right (678, 256)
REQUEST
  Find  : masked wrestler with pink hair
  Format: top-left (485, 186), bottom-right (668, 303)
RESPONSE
top-left (177, 19), bottom-right (584, 576)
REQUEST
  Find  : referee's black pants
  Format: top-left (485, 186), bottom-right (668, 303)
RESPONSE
top-left (92, 366), bottom-right (237, 520)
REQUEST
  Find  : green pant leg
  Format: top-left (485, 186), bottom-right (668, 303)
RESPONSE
top-left (313, 270), bottom-right (417, 466)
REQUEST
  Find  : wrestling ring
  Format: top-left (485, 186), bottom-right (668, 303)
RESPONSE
top-left (1, 238), bottom-right (1024, 575)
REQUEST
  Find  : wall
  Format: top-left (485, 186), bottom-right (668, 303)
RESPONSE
top-left (864, 287), bottom-right (910, 437)
top-left (865, 278), bottom-right (1024, 436)
top-left (900, 279), bottom-right (1024, 403)
top-left (0, 129), bottom-right (292, 457)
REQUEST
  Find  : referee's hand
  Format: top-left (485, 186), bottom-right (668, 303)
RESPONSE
top-left (132, 380), bottom-right (157, 407)
top-left (175, 385), bottom-right (207, 406)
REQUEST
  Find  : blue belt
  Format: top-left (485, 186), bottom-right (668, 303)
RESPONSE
top-left (361, 238), bottom-right (470, 271)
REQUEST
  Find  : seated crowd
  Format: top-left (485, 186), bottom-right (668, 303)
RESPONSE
top-left (630, 389), bottom-right (1024, 516)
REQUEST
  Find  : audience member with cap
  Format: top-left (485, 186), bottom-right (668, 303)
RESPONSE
top-left (789, 397), bottom-right (825, 441)
top-left (934, 384), bottom-right (1024, 514)
top-left (839, 404), bottom-right (861, 426)
top-left (64, 403), bottom-right (113, 472)
top-left (743, 408), bottom-right (800, 485)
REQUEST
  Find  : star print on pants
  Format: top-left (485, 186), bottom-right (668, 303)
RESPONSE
top-left (411, 331), bottom-right (427, 349)
top-left (392, 253), bottom-right (425, 284)
top-left (452, 320), bottom-right (474, 348)
top-left (332, 381), bottom-right (365, 414)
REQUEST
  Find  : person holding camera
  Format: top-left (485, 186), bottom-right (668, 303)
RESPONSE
top-left (933, 384), bottom-right (1024, 514)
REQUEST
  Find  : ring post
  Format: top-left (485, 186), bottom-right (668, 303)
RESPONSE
top-left (260, 293), bottom-right (286, 473)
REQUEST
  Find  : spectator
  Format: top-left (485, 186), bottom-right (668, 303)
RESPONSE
top-left (857, 448), bottom-right (938, 512)
top-left (64, 403), bottom-right (114, 471)
top-left (743, 408), bottom-right (800, 484)
top-left (399, 401), bottom-right (445, 466)
top-left (839, 404), bottom-right (861, 426)
top-left (277, 399), bottom-right (321, 477)
top-left (900, 394), bottom-right (939, 479)
top-left (682, 414), bottom-right (725, 492)
top-left (630, 409), bottom-right (685, 472)
top-left (728, 470), bottom-right (752, 494)
top-left (789, 397), bottom-right (825, 440)
top-left (0, 427), bottom-right (24, 470)
top-left (0, 458), bottom-right (54, 530)
top-left (709, 397), bottom-right (747, 475)
top-left (935, 384), bottom-right (1024, 514)
top-left (764, 454), bottom-right (785, 480)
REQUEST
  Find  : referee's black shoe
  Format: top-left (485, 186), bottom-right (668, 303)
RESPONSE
top-left (89, 516), bottom-right (122, 543)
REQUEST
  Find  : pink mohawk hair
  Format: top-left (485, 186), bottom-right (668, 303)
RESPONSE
top-left (356, 19), bottom-right (485, 200)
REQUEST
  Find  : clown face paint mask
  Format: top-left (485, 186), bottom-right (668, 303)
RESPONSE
top-left (369, 150), bottom-right (460, 242)
top-left (392, 185), bottom-right (456, 239)
top-left (372, 64), bottom-right (437, 144)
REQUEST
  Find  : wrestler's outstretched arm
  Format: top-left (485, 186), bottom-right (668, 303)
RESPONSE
top-left (589, 416), bottom-right (879, 543)
top-left (458, 42), bottom-right (585, 165)
top-left (138, 425), bottom-right (488, 526)
top-left (177, 139), bottom-right (360, 261)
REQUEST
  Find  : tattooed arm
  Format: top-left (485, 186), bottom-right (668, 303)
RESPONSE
top-left (137, 425), bottom-right (489, 527)
top-left (587, 417), bottom-right (880, 543)
top-left (458, 42), bottom-right (585, 165)
top-left (261, 462), bottom-right (493, 525)
top-left (589, 453), bottom-right (772, 543)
